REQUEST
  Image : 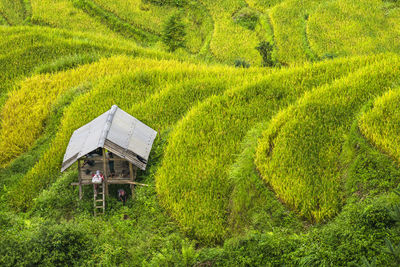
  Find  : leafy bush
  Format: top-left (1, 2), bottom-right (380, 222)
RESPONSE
top-left (256, 41), bottom-right (275, 67)
top-left (162, 13), bottom-right (186, 52)
top-left (0, 221), bottom-right (92, 266)
top-left (234, 58), bottom-right (250, 68)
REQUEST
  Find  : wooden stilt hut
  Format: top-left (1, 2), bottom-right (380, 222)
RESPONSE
top-left (61, 105), bottom-right (157, 215)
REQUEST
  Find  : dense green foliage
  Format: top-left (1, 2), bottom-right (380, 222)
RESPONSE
top-left (2, 0), bottom-right (400, 265)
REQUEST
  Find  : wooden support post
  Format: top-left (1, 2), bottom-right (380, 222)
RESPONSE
top-left (78, 159), bottom-right (82, 200)
top-left (129, 162), bottom-right (136, 199)
top-left (102, 148), bottom-right (109, 196)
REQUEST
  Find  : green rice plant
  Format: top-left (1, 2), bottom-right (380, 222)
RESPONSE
top-left (0, 26), bottom-right (172, 106)
top-left (198, 0), bottom-right (262, 65)
top-left (162, 12), bottom-right (186, 52)
top-left (359, 89), bottom-right (400, 165)
top-left (155, 54), bottom-right (386, 243)
top-left (0, 0), bottom-right (25, 25)
top-left (33, 53), bottom-right (101, 74)
top-left (340, 105), bottom-right (400, 200)
top-left (227, 123), bottom-right (304, 234)
top-left (232, 7), bottom-right (259, 31)
top-left (72, 0), bottom-right (158, 44)
top-left (30, 0), bottom-right (119, 37)
top-left (91, 0), bottom-right (174, 36)
top-left (307, 0), bottom-right (400, 59)
top-left (269, 0), bottom-right (320, 65)
top-left (85, 0), bottom-right (212, 53)
top-left (245, 0), bottom-right (286, 12)
top-left (255, 55), bottom-right (400, 223)
top-left (0, 13), bottom-right (9, 25)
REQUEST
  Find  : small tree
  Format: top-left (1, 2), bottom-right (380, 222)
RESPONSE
top-left (162, 13), bottom-right (186, 52)
top-left (256, 41), bottom-right (275, 67)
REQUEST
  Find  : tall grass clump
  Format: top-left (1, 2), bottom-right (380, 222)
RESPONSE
top-left (359, 89), bottom-right (400, 165)
top-left (255, 55), bottom-right (400, 223)
top-left (155, 54), bottom-right (387, 243)
top-left (162, 12), bottom-right (186, 51)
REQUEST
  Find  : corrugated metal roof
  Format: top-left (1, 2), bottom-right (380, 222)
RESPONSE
top-left (61, 105), bottom-right (157, 172)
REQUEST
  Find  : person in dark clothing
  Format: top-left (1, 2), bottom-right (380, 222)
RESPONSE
top-left (118, 189), bottom-right (127, 205)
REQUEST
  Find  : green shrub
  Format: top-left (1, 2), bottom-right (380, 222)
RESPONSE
top-left (0, 221), bottom-right (92, 266)
top-left (162, 13), bottom-right (186, 52)
top-left (234, 58), bottom-right (250, 68)
top-left (256, 41), bottom-right (275, 67)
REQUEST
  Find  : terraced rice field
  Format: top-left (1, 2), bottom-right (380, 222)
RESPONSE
top-left (2, 0), bottom-right (400, 265)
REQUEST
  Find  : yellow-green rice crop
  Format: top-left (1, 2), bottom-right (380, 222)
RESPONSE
top-left (199, 0), bottom-right (262, 65)
top-left (6, 58), bottom-right (269, 210)
top-left (0, 56), bottom-right (190, 167)
top-left (155, 54), bottom-right (386, 243)
top-left (359, 89), bottom-right (400, 165)
top-left (0, 26), bottom-right (171, 104)
top-left (269, 0), bottom-right (320, 65)
top-left (255, 55), bottom-right (400, 223)
top-left (91, 0), bottom-right (172, 35)
top-left (0, 0), bottom-right (26, 25)
top-left (245, 0), bottom-right (285, 12)
top-left (307, 0), bottom-right (400, 59)
top-left (30, 0), bottom-right (119, 38)
top-left (91, 0), bottom-right (212, 53)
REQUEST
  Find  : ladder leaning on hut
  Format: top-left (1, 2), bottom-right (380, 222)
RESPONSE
top-left (94, 181), bottom-right (105, 215)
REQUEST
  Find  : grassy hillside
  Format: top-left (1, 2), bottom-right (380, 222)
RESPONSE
top-left (2, 0), bottom-right (400, 265)
top-left (255, 55), bottom-right (400, 222)
top-left (155, 54), bottom-right (391, 242)
top-left (4, 57), bottom-right (269, 210)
